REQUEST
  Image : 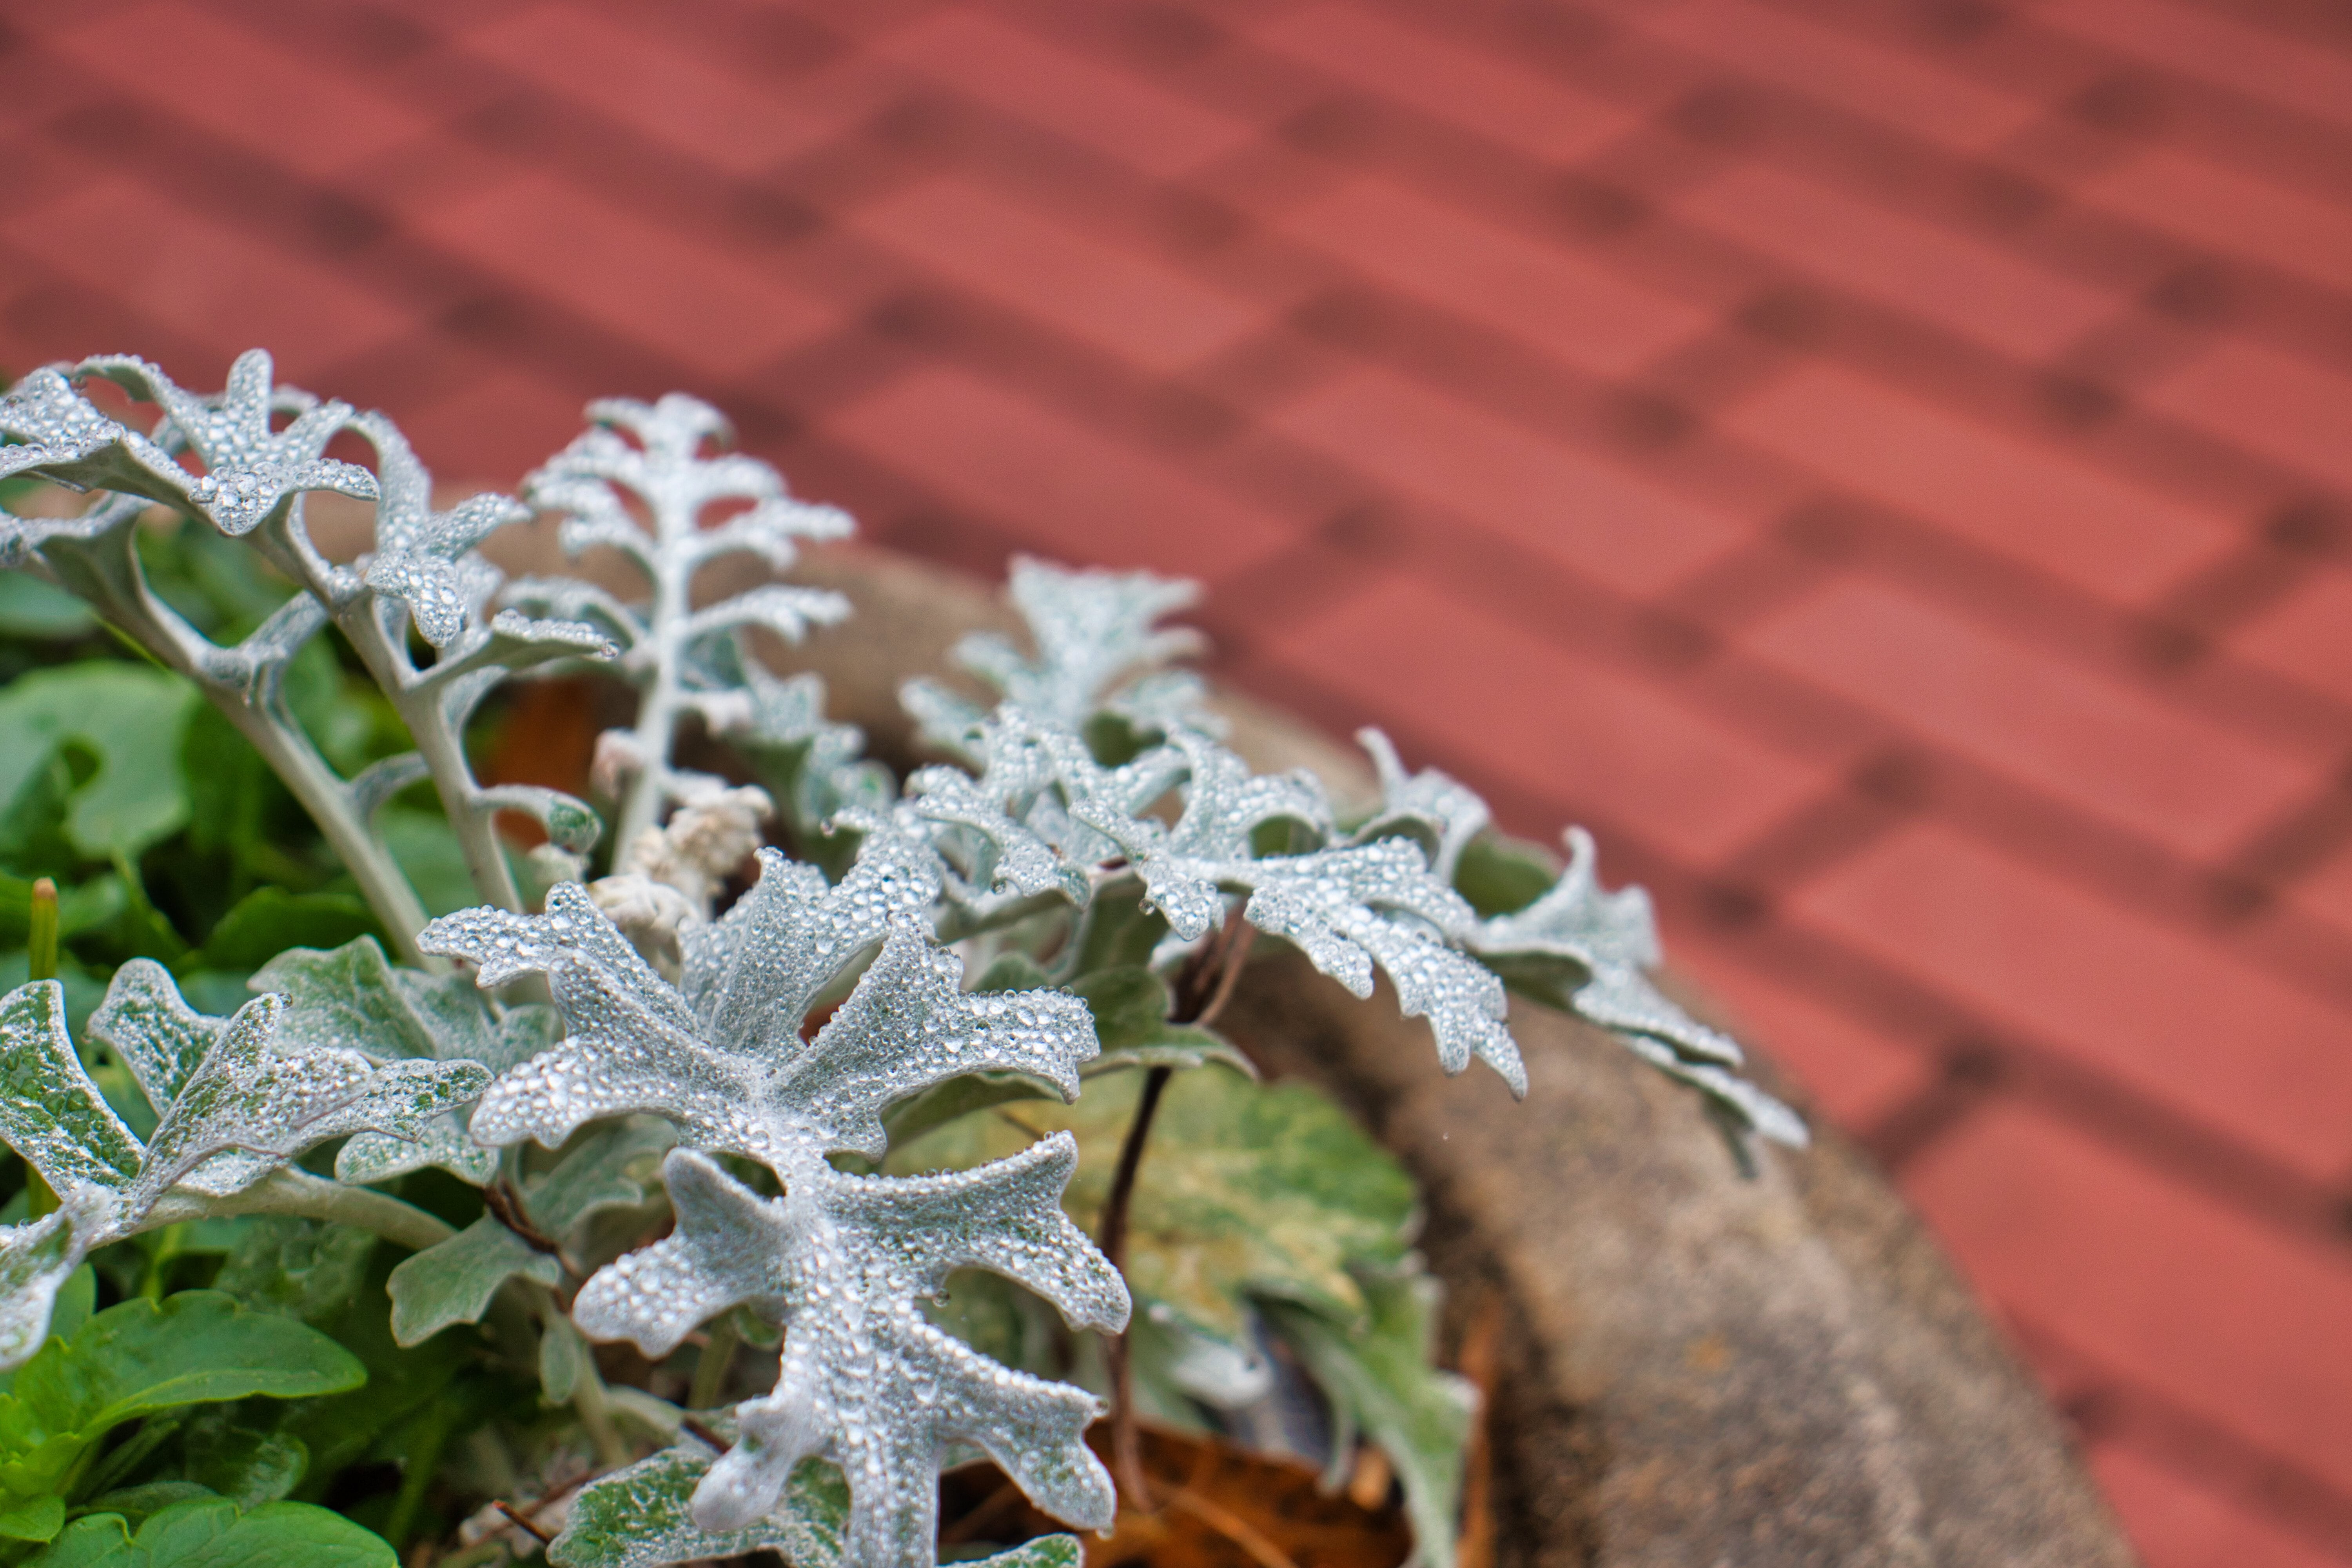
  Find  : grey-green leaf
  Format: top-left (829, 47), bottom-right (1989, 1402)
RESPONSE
top-left (385, 1216), bottom-right (562, 1347)
top-left (1263, 1267), bottom-right (1477, 1568)
top-left (0, 980), bottom-right (142, 1197)
top-left (549, 1443), bottom-right (848, 1568)
top-left (0, 1208), bottom-right (101, 1372)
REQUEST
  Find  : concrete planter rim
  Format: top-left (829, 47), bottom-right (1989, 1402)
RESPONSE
top-left (765, 545), bottom-right (2138, 1568)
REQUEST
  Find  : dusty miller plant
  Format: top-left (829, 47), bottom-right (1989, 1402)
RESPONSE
top-left (0, 352), bottom-right (1800, 1567)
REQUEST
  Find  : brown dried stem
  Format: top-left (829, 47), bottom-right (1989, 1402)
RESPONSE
top-left (1100, 902), bottom-right (1257, 1509)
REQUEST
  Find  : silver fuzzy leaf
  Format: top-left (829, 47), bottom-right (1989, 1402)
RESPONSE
top-left (573, 1146), bottom-right (1125, 1564)
top-left (0, 971), bottom-right (486, 1368)
top-left (249, 937), bottom-right (557, 1186)
top-left (423, 842), bottom-right (1096, 1163)
top-left (904, 557), bottom-right (1213, 756)
top-left (355, 412), bottom-right (532, 650)
top-left (78, 350), bottom-right (379, 536)
top-left (895, 714), bottom-right (1525, 1094)
top-left (1473, 829), bottom-right (1805, 1145)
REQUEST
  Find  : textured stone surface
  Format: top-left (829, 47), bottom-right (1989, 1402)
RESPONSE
top-left (780, 550), bottom-right (2137, 1567)
top-left (1227, 953), bottom-right (2136, 1567)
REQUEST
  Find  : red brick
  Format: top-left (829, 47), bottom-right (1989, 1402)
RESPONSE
top-left (1264, 367), bottom-right (1749, 594)
top-left (51, 2), bottom-right (433, 176)
top-left (1668, 938), bottom-right (1938, 1129)
top-left (2146, 344), bottom-right (2352, 496)
top-left (1795, 824), bottom-right (2352, 1180)
top-left (1278, 178), bottom-right (1709, 376)
top-left (1726, 365), bottom-right (2230, 601)
top-left (409, 173), bottom-right (835, 376)
top-left (1258, 573), bottom-right (1827, 862)
top-left (1247, 4), bottom-right (1630, 162)
top-left (339, 130), bottom-right (525, 225)
top-left (1674, 163), bottom-right (2118, 361)
top-left (873, 12), bottom-right (1257, 177)
top-left (2091, 1443), bottom-right (2348, 1568)
top-left (1631, 0), bottom-right (2045, 148)
top-left (2084, 147), bottom-right (2352, 296)
top-left (2283, 844), bottom-right (2352, 944)
top-left (822, 367), bottom-right (1304, 581)
top-left (1748, 577), bottom-right (2313, 859)
top-left (1902, 1103), bottom-right (2352, 1497)
top-left (457, 6), bottom-right (879, 175)
top-left (2040, 0), bottom-right (2352, 139)
top-left (2230, 569), bottom-right (2352, 710)
top-left (394, 362), bottom-right (596, 491)
top-left (0, 181), bottom-right (410, 372)
top-left (851, 180), bottom-right (1263, 372)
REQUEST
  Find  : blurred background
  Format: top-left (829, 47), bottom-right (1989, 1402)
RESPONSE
top-left (0, 0), bottom-right (2346, 1561)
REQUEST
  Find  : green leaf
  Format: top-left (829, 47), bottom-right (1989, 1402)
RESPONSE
top-left (1065, 966), bottom-right (1165, 1044)
top-left (383, 1217), bottom-right (561, 1347)
top-left (1450, 834), bottom-right (1556, 920)
top-left (538, 1310), bottom-right (592, 1404)
top-left (1262, 1267), bottom-right (1477, 1568)
top-left (0, 1493), bottom-right (64, 1542)
top-left (0, 573), bottom-right (96, 639)
top-left (11, 1291), bottom-right (365, 1434)
top-left (54, 1483), bottom-right (211, 1531)
top-left (1068, 877), bottom-right (1169, 976)
top-left (973, 951), bottom-right (1051, 993)
top-left (889, 1064), bottom-right (1414, 1343)
top-left (0, 1292), bottom-right (362, 1505)
top-left (178, 891), bottom-right (376, 977)
top-left (176, 1412), bottom-right (307, 1506)
top-left (1085, 1029), bottom-right (1256, 1078)
top-left (0, 666), bottom-right (200, 859)
top-left (374, 809), bottom-right (485, 920)
top-left (211, 1218), bottom-right (375, 1325)
top-left (28, 1497), bottom-right (393, 1568)
top-left (246, 937), bottom-right (509, 1068)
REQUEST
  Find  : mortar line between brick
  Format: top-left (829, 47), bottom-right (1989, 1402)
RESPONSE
top-left (2011, 1309), bottom-right (2352, 1555)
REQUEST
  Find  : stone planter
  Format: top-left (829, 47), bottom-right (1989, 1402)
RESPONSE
top-left (762, 547), bottom-right (2139, 1568)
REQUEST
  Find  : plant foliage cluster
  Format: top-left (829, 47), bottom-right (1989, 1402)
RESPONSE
top-left (0, 352), bottom-right (1800, 1567)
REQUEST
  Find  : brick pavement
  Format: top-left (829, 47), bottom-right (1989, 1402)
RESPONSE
top-left (0, 0), bottom-right (2347, 1560)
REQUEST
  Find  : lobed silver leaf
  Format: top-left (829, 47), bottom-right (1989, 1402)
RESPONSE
top-left (573, 1147), bottom-right (1124, 1564)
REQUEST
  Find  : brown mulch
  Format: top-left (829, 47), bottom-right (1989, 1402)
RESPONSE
top-left (938, 1426), bottom-right (1412, 1568)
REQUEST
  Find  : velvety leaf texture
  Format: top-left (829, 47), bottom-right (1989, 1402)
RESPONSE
top-left (426, 838), bottom-right (1129, 1561)
top-left (1471, 829), bottom-right (1805, 1147)
top-left (890, 713), bottom-right (1528, 1095)
top-left (0, 969), bottom-right (486, 1368)
top-left (904, 556), bottom-right (1212, 753)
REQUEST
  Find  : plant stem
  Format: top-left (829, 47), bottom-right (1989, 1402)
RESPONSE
top-left (25, 878), bottom-right (56, 984)
top-left (1099, 1063), bottom-right (1171, 1510)
top-left (207, 691), bottom-right (436, 966)
top-left (612, 561), bottom-right (689, 857)
top-left (689, 1310), bottom-right (741, 1411)
top-left (341, 608), bottom-right (526, 915)
top-left (155, 1167), bottom-right (457, 1251)
top-left (1097, 904), bottom-right (1258, 1508)
top-left (62, 519), bottom-right (438, 963)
